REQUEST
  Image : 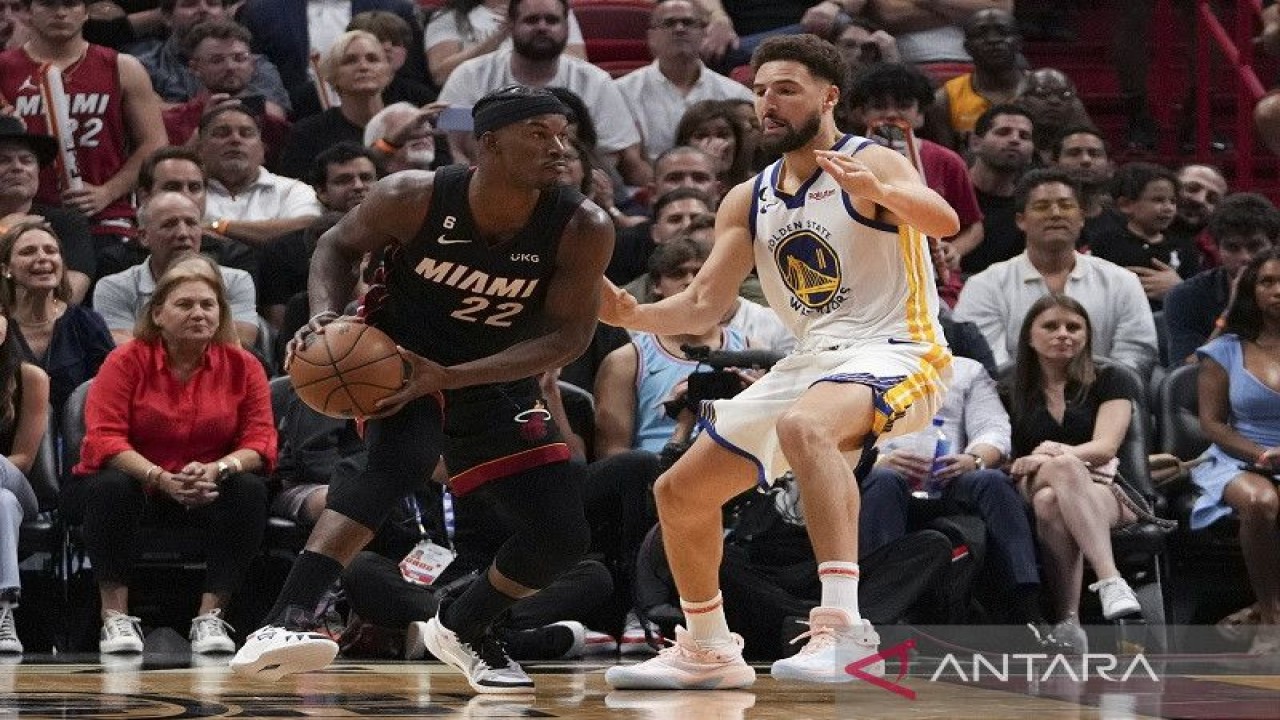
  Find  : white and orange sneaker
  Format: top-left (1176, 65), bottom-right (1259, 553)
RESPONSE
top-left (605, 626), bottom-right (755, 690)
top-left (770, 607), bottom-right (883, 683)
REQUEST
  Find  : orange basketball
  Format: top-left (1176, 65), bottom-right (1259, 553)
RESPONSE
top-left (288, 321), bottom-right (407, 419)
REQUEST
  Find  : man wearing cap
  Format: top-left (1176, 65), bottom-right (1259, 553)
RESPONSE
top-left (230, 85), bottom-right (614, 695)
top-left (0, 116), bottom-right (94, 303)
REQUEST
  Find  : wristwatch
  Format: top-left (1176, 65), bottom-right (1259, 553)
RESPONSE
top-left (216, 461), bottom-right (232, 482)
top-left (965, 452), bottom-right (986, 470)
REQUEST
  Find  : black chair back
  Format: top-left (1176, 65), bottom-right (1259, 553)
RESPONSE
top-left (25, 411), bottom-right (60, 511)
top-left (1158, 363), bottom-right (1209, 460)
top-left (60, 380), bottom-right (93, 475)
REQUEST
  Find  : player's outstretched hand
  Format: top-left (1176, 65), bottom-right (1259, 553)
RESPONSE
top-left (598, 278), bottom-right (640, 328)
top-left (284, 311), bottom-right (362, 372)
top-left (368, 346), bottom-right (448, 419)
top-left (815, 150), bottom-right (884, 202)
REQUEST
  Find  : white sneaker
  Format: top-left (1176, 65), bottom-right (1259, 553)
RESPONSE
top-left (99, 610), bottom-right (144, 654)
top-left (189, 609), bottom-right (236, 654)
top-left (229, 625), bottom-right (339, 681)
top-left (420, 615), bottom-right (534, 695)
top-left (770, 607), bottom-right (883, 683)
top-left (0, 604), bottom-right (21, 654)
top-left (605, 626), bottom-right (755, 690)
top-left (582, 628), bottom-right (619, 656)
top-left (405, 620), bottom-right (429, 660)
top-left (1089, 577), bottom-right (1141, 620)
top-left (619, 611), bottom-right (660, 656)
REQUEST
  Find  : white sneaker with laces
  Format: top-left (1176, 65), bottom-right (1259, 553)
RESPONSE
top-left (189, 609), bottom-right (236, 654)
top-left (619, 611), bottom-right (660, 656)
top-left (0, 604), bottom-right (22, 654)
top-left (420, 615), bottom-right (534, 695)
top-left (770, 607), bottom-right (883, 683)
top-left (605, 626), bottom-right (755, 690)
top-left (1089, 576), bottom-right (1141, 620)
top-left (99, 610), bottom-right (144, 654)
top-left (229, 625), bottom-right (339, 680)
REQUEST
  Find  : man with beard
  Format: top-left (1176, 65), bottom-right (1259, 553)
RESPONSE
top-left (963, 104), bottom-right (1035, 275)
top-left (437, 0), bottom-right (650, 187)
top-left (1048, 126), bottom-right (1113, 249)
top-left (934, 8), bottom-right (1027, 149)
top-left (1017, 68), bottom-right (1094, 164)
top-left (1168, 163), bottom-right (1228, 267)
top-left (601, 34), bottom-right (958, 688)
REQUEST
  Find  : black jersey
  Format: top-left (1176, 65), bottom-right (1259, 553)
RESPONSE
top-left (369, 164), bottom-right (585, 365)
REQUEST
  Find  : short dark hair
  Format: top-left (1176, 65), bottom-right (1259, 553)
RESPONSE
top-left (1049, 125), bottom-right (1106, 160)
top-left (160, 0), bottom-right (229, 12)
top-left (198, 104), bottom-right (261, 136)
top-left (1111, 161), bottom-right (1179, 202)
top-left (1224, 247), bottom-right (1280, 341)
top-left (847, 62), bottom-right (935, 112)
top-left (1013, 167), bottom-right (1082, 213)
top-left (750, 34), bottom-right (847, 87)
top-left (1207, 192), bottom-right (1280, 244)
top-left (648, 236), bottom-right (709, 281)
top-left (653, 186), bottom-right (714, 220)
top-left (309, 142), bottom-right (383, 189)
top-left (508, 0), bottom-right (568, 20)
top-left (973, 102), bottom-right (1033, 138)
top-left (139, 146), bottom-right (204, 192)
top-left (183, 18), bottom-right (252, 57)
top-left (348, 10), bottom-right (412, 48)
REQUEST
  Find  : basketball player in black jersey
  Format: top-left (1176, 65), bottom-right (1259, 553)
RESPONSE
top-left (230, 86), bottom-right (614, 694)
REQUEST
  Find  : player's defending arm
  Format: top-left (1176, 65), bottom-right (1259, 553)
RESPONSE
top-left (600, 181), bottom-right (755, 335)
top-left (434, 201), bottom-right (615, 389)
top-left (815, 144), bottom-right (960, 239)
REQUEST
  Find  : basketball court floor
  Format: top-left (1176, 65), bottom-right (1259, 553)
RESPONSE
top-left (2, 647), bottom-right (1278, 719)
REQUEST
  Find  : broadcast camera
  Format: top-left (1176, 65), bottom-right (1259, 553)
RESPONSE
top-left (679, 344), bottom-right (784, 408)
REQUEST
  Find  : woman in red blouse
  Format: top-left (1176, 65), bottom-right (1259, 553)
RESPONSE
top-left (62, 261), bottom-right (276, 656)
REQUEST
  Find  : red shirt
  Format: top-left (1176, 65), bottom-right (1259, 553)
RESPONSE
top-left (73, 339), bottom-right (277, 477)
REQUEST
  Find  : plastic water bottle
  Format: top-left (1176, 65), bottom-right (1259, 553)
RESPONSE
top-left (913, 416), bottom-right (950, 499)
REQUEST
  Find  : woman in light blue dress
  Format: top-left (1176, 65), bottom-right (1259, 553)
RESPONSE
top-left (1192, 249), bottom-right (1280, 654)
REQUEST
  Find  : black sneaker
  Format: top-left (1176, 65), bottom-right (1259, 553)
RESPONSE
top-left (495, 621), bottom-right (583, 661)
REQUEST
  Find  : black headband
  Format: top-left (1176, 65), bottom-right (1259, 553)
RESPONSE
top-left (472, 90), bottom-right (569, 136)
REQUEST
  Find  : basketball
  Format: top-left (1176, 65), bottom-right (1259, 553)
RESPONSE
top-left (288, 321), bottom-right (406, 419)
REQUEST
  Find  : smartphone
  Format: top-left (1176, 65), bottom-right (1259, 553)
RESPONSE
top-left (436, 105), bottom-right (474, 133)
top-left (237, 94), bottom-right (266, 115)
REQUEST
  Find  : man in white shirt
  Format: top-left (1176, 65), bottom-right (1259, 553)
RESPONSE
top-left (197, 106), bottom-right (323, 250)
top-left (954, 168), bottom-right (1158, 374)
top-left (615, 0), bottom-right (753, 162)
top-left (93, 192), bottom-right (259, 347)
top-left (437, 0), bottom-right (651, 186)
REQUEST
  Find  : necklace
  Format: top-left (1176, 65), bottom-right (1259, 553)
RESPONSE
top-left (16, 300), bottom-right (63, 328)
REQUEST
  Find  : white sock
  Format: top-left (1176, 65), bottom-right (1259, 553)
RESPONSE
top-left (681, 592), bottom-right (733, 648)
top-left (818, 562), bottom-right (861, 619)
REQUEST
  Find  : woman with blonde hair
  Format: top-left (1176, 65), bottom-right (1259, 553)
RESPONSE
top-left (63, 262), bottom-right (275, 656)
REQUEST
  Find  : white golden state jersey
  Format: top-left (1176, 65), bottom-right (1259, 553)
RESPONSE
top-left (748, 134), bottom-right (946, 349)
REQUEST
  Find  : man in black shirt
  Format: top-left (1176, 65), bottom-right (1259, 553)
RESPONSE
top-left (964, 104), bottom-right (1035, 275)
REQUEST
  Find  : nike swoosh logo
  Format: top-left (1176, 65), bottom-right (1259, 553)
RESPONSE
top-left (437, 235), bottom-right (469, 244)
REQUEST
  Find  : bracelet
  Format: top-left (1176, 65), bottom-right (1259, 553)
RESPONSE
top-left (144, 465), bottom-right (161, 485)
top-left (229, 455), bottom-right (243, 474)
top-left (373, 137), bottom-right (402, 154)
top-left (965, 452), bottom-right (985, 470)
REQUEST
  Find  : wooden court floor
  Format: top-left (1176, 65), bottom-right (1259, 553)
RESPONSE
top-left (1, 654), bottom-right (1278, 719)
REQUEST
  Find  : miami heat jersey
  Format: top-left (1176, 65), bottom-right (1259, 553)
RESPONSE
top-left (0, 44), bottom-right (132, 222)
top-left (369, 165), bottom-right (584, 366)
top-left (748, 134), bottom-right (946, 349)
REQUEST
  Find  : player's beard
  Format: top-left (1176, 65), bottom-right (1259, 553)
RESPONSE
top-left (760, 112), bottom-right (821, 156)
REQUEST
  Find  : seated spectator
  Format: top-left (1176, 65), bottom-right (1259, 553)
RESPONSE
top-left (1166, 193), bottom-right (1280, 364)
top-left (861, 356), bottom-right (1048, 634)
top-left (1003, 294), bottom-right (1155, 651)
top-left (424, 0), bottom-right (588, 88)
top-left (261, 143), bottom-right (380, 329)
top-left (1091, 162), bottom-right (1198, 309)
top-left (833, 14), bottom-right (898, 77)
top-left (0, 117), bottom-right (94, 303)
top-left (645, 145), bottom-right (723, 209)
top-left (1017, 69), bottom-right (1093, 164)
top-left (136, 146), bottom-right (256, 277)
top-left (0, 219), bottom-right (112, 419)
top-left (198, 106), bottom-right (323, 253)
top-left (697, 0), bottom-right (853, 73)
top-left (1047, 126), bottom-right (1114, 249)
top-left (271, 382), bottom-right (365, 527)
top-left (0, 308), bottom-right (49, 655)
top-left (674, 99), bottom-right (754, 190)
top-left (64, 260), bottom-right (275, 655)
top-left (963, 104), bottom-right (1035, 276)
top-left (93, 192), bottom-right (260, 348)
top-left (869, 0), bottom-right (1009, 66)
top-left (363, 102), bottom-right (440, 173)
top-left (613, 188), bottom-right (715, 293)
top-left (544, 86), bottom-right (637, 221)
top-left (1168, 164), bottom-right (1228, 269)
top-left (1255, 2), bottom-right (1280, 157)
top-left (934, 8), bottom-right (1027, 148)
top-left (955, 169), bottom-right (1158, 374)
top-left (158, 19), bottom-right (292, 158)
top-left (346, 11), bottom-right (435, 105)
top-left (1190, 249), bottom-right (1280, 654)
top-left (277, 30), bottom-right (392, 180)
top-left (0, 0), bottom-right (27, 49)
top-left (437, 0), bottom-right (650, 187)
top-left (134, 4), bottom-right (290, 114)
top-left (615, 0), bottom-right (754, 163)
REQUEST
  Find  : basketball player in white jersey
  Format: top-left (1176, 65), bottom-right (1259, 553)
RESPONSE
top-left (600, 34), bottom-right (959, 689)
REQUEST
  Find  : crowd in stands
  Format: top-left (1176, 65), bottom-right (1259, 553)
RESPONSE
top-left (0, 0), bottom-right (1277, 663)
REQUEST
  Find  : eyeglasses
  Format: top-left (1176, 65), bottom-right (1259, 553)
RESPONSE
top-left (1025, 88), bottom-right (1075, 101)
top-left (651, 17), bottom-right (707, 30)
top-left (1026, 199), bottom-right (1081, 214)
